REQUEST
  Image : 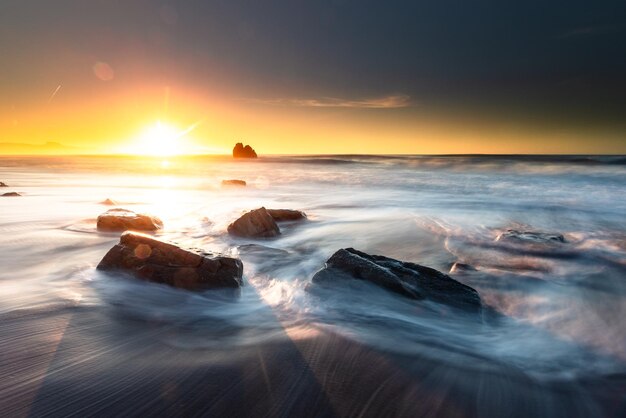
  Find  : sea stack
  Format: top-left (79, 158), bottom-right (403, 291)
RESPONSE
top-left (233, 142), bottom-right (258, 158)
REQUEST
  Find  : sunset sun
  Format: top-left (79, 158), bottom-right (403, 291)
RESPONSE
top-left (125, 121), bottom-right (186, 157)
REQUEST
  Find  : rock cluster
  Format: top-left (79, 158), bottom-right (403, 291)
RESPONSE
top-left (97, 208), bottom-right (163, 232)
top-left (98, 232), bottom-right (243, 290)
top-left (312, 248), bottom-right (482, 313)
top-left (232, 142), bottom-right (257, 158)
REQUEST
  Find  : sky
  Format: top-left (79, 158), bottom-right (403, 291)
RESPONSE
top-left (0, 0), bottom-right (625, 155)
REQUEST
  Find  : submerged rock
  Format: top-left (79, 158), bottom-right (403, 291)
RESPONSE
top-left (98, 232), bottom-right (243, 290)
top-left (312, 248), bottom-right (482, 313)
top-left (97, 208), bottom-right (163, 232)
top-left (267, 209), bottom-right (306, 221)
top-left (0, 182), bottom-right (8, 187)
top-left (233, 142), bottom-right (258, 158)
top-left (222, 179), bottom-right (247, 187)
top-left (496, 229), bottom-right (565, 244)
top-left (227, 207), bottom-right (280, 238)
top-left (2, 192), bottom-right (21, 197)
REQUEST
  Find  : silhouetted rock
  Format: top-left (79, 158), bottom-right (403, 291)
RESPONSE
top-left (100, 198), bottom-right (118, 205)
top-left (222, 179), bottom-right (247, 187)
top-left (97, 208), bottom-right (163, 232)
top-left (496, 229), bottom-right (565, 244)
top-left (233, 142), bottom-right (258, 158)
top-left (267, 209), bottom-right (307, 221)
top-left (0, 182), bottom-right (8, 187)
top-left (228, 207), bottom-right (280, 238)
top-left (2, 192), bottom-right (21, 197)
top-left (97, 232), bottom-right (243, 290)
top-left (313, 248), bottom-right (482, 313)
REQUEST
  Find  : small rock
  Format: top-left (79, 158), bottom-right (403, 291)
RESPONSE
top-left (496, 229), bottom-right (565, 244)
top-left (267, 209), bottom-right (306, 222)
top-left (233, 142), bottom-right (258, 158)
top-left (2, 192), bottom-right (21, 197)
top-left (97, 232), bottom-right (243, 290)
top-left (227, 207), bottom-right (280, 238)
top-left (0, 182), bottom-right (8, 187)
top-left (312, 248), bottom-right (482, 313)
top-left (222, 179), bottom-right (247, 187)
top-left (100, 198), bottom-right (118, 205)
top-left (97, 208), bottom-right (163, 232)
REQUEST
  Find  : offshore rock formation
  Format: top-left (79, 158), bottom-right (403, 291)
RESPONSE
top-left (313, 248), bottom-right (482, 313)
top-left (232, 142), bottom-right (258, 158)
top-left (97, 208), bottom-right (163, 232)
top-left (97, 232), bottom-right (243, 290)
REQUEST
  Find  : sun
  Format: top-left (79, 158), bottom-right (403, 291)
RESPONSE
top-left (124, 121), bottom-right (189, 157)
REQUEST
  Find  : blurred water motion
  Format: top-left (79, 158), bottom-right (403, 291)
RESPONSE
top-left (0, 155), bottom-right (625, 417)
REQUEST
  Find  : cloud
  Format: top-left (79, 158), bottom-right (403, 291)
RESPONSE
top-left (243, 94), bottom-right (412, 109)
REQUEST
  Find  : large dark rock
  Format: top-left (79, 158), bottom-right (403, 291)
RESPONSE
top-left (97, 208), bottom-right (163, 232)
top-left (227, 207), bottom-right (280, 238)
top-left (267, 209), bottom-right (306, 221)
top-left (222, 179), bottom-right (247, 187)
top-left (312, 248), bottom-right (482, 313)
top-left (233, 142), bottom-right (258, 158)
top-left (496, 229), bottom-right (565, 244)
top-left (0, 182), bottom-right (8, 187)
top-left (97, 232), bottom-right (243, 290)
top-left (2, 192), bottom-right (21, 197)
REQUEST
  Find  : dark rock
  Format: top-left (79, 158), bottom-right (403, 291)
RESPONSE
top-left (0, 182), bottom-right (8, 187)
top-left (97, 208), bottom-right (163, 232)
top-left (233, 142), bottom-right (258, 158)
top-left (267, 209), bottom-right (306, 222)
top-left (97, 232), bottom-right (243, 290)
top-left (496, 229), bottom-right (565, 244)
top-left (222, 179), bottom-right (247, 187)
top-left (227, 207), bottom-right (280, 238)
top-left (100, 198), bottom-right (118, 205)
top-left (2, 192), bottom-right (21, 197)
top-left (449, 262), bottom-right (477, 274)
top-left (312, 248), bottom-right (482, 313)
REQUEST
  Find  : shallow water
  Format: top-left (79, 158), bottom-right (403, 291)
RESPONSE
top-left (1, 155), bottom-right (625, 416)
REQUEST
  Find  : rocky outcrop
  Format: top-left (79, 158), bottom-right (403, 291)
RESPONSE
top-left (97, 208), bottom-right (163, 232)
top-left (233, 142), bottom-right (258, 158)
top-left (97, 232), bottom-right (243, 290)
top-left (2, 192), bottom-right (21, 197)
top-left (267, 209), bottom-right (306, 221)
top-left (0, 182), bottom-right (8, 187)
top-left (496, 229), bottom-right (565, 244)
top-left (222, 179), bottom-right (247, 187)
top-left (312, 248), bottom-right (482, 313)
top-left (227, 207), bottom-right (280, 238)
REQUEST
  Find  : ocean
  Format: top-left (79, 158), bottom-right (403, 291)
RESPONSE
top-left (1, 154), bottom-right (625, 417)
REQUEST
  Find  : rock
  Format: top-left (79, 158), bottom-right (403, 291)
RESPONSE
top-left (97, 208), bottom-right (163, 232)
top-left (312, 248), bottom-right (482, 313)
top-left (2, 192), bottom-right (21, 197)
top-left (233, 142), bottom-right (258, 158)
top-left (97, 232), bottom-right (243, 290)
top-left (100, 198), bottom-right (118, 205)
top-left (222, 179), bottom-right (247, 187)
top-left (227, 207), bottom-right (280, 238)
top-left (496, 229), bottom-right (565, 244)
top-left (0, 182), bottom-right (8, 187)
top-left (267, 209), bottom-right (306, 222)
